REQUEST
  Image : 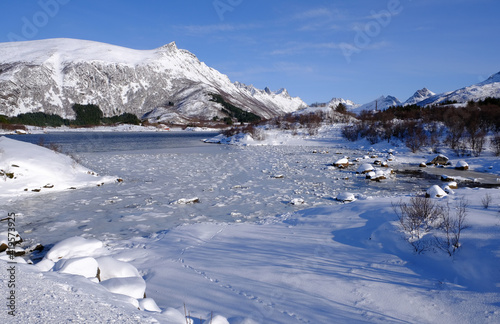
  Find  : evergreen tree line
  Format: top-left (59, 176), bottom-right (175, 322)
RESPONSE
top-left (0, 104), bottom-right (141, 128)
top-left (341, 98), bottom-right (500, 156)
top-left (210, 94), bottom-right (261, 125)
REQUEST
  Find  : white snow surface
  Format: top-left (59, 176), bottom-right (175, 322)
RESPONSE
top-left (0, 136), bottom-right (116, 199)
top-left (1, 127), bottom-right (500, 323)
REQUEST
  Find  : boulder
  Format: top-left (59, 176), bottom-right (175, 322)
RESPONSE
top-left (427, 154), bottom-right (449, 166)
top-left (334, 158), bottom-right (349, 169)
top-left (45, 236), bottom-right (103, 262)
top-left (440, 175), bottom-right (455, 182)
top-left (425, 185), bottom-right (447, 198)
top-left (336, 192), bottom-right (356, 202)
top-left (356, 163), bottom-right (374, 174)
top-left (54, 257), bottom-right (99, 278)
top-left (100, 276), bottom-right (146, 299)
top-left (455, 160), bottom-right (469, 170)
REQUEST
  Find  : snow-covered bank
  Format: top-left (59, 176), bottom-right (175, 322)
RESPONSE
top-left (0, 136), bottom-right (117, 200)
top-left (0, 124), bottom-right (225, 135)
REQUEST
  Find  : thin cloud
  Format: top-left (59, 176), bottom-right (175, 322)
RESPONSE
top-left (175, 23), bottom-right (261, 36)
top-left (270, 42), bottom-right (344, 56)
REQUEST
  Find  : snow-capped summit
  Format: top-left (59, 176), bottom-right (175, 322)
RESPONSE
top-left (354, 95), bottom-right (402, 112)
top-left (327, 98), bottom-right (360, 111)
top-left (418, 72), bottom-right (500, 106)
top-left (403, 88), bottom-right (436, 106)
top-left (0, 38), bottom-right (307, 122)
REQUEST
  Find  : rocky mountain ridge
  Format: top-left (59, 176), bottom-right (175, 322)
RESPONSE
top-left (0, 38), bottom-right (307, 123)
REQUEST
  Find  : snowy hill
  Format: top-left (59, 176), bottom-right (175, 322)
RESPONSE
top-left (403, 88), bottom-right (436, 106)
top-left (0, 38), bottom-right (306, 123)
top-left (326, 97), bottom-right (359, 110)
top-left (354, 95), bottom-right (402, 112)
top-left (418, 72), bottom-right (500, 106)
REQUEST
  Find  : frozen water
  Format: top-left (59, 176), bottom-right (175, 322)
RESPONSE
top-left (4, 132), bottom-right (442, 248)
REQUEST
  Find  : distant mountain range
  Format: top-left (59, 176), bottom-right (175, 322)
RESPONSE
top-left (324, 72), bottom-right (500, 113)
top-left (417, 72), bottom-right (500, 106)
top-left (0, 38), bottom-right (306, 124)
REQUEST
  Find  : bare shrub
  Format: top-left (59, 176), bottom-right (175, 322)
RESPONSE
top-left (492, 132), bottom-right (500, 156)
top-left (405, 123), bottom-right (428, 153)
top-left (394, 197), bottom-right (468, 255)
top-left (435, 198), bottom-right (468, 256)
top-left (341, 123), bottom-right (360, 142)
top-left (393, 197), bottom-right (444, 253)
top-left (242, 124), bottom-right (266, 141)
top-left (481, 193), bottom-right (492, 209)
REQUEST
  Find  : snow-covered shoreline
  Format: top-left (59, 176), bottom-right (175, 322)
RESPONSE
top-left (0, 124), bottom-right (224, 135)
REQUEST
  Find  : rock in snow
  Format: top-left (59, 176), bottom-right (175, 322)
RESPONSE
top-left (426, 185), bottom-right (448, 198)
top-left (53, 257), bottom-right (99, 278)
top-left (456, 160), bottom-right (469, 170)
top-left (100, 277), bottom-right (147, 299)
top-left (96, 256), bottom-right (142, 282)
top-left (336, 192), bottom-right (356, 202)
top-left (45, 236), bottom-right (104, 262)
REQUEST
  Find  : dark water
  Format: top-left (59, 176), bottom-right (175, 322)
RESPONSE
top-left (4, 131), bottom-right (221, 153)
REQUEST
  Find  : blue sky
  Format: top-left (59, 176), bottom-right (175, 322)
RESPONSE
top-left (1, 0), bottom-right (499, 104)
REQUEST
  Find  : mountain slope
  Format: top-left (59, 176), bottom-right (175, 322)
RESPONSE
top-left (403, 88), bottom-right (436, 106)
top-left (418, 72), bottom-right (500, 106)
top-left (0, 38), bottom-right (306, 123)
top-left (354, 95), bottom-right (402, 113)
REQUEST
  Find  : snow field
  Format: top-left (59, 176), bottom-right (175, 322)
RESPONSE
top-left (1, 128), bottom-right (500, 323)
top-left (0, 136), bottom-right (117, 200)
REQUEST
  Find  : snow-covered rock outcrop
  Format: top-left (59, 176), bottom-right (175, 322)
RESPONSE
top-left (0, 38), bottom-right (306, 123)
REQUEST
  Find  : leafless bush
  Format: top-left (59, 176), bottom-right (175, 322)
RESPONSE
top-left (405, 123), bottom-right (428, 153)
top-left (393, 197), bottom-right (444, 253)
top-left (481, 193), bottom-right (492, 209)
top-left (394, 197), bottom-right (468, 255)
top-left (242, 124), bottom-right (266, 141)
top-left (492, 133), bottom-right (500, 156)
top-left (435, 198), bottom-right (468, 256)
top-left (341, 123), bottom-right (360, 142)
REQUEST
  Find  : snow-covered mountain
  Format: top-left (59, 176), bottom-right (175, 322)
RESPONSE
top-left (0, 38), bottom-right (306, 123)
top-left (355, 95), bottom-right (402, 112)
top-left (403, 88), bottom-right (436, 106)
top-left (326, 97), bottom-right (359, 110)
top-left (418, 72), bottom-right (500, 106)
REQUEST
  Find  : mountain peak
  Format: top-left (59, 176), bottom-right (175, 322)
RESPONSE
top-left (355, 95), bottom-right (401, 112)
top-left (404, 88), bottom-right (436, 106)
top-left (157, 41), bottom-right (178, 52)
